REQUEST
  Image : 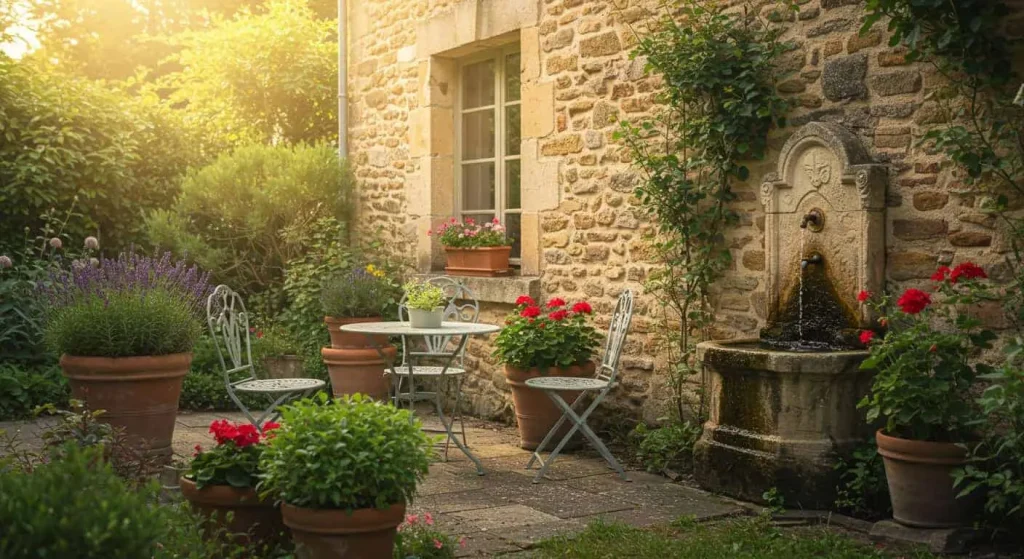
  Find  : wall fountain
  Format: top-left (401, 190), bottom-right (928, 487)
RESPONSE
top-left (693, 122), bottom-right (887, 508)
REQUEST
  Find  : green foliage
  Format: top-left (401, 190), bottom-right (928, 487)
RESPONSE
top-left (0, 364), bottom-right (68, 421)
top-left (617, 0), bottom-right (789, 422)
top-left (857, 269), bottom-right (997, 442)
top-left (145, 143), bottom-right (353, 315)
top-left (161, 0), bottom-right (337, 149)
top-left (402, 279), bottom-right (447, 311)
top-left (0, 57), bottom-right (199, 253)
top-left (834, 438), bottom-right (891, 520)
top-left (259, 393), bottom-right (433, 511)
top-left (321, 263), bottom-right (402, 319)
top-left (394, 513), bottom-right (460, 559)
top-left (492, 297), bottom-right (601, 371)
top-left (0, 444), bottom-right (167, 558)
top-left (629, 421), bottom-right (701, 473)
top-left (186, 420), bottom-right (277, 490)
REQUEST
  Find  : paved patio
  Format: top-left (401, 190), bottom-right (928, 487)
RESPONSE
top-left (1, 410), bottom-right (745, 557)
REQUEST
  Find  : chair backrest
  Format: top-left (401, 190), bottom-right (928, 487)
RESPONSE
top-left (398, 277), bottom-right (480, 361)
top-left (206, 284), bottom-right (255, 384)
top-left (597, 290), bottom-right (634, 383)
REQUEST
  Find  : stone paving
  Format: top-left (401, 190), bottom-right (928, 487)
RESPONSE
top-left (0, 409), bottom-right (745, 557)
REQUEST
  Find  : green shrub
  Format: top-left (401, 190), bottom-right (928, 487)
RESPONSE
top-left (630, 421), bottom-right (701, 473)
top-left (260, 393), bottom-right (433, 510)
top-left (834, 438), bottom-right (891, 520)
top-left (321, 264), bottom-right (402, 319)
top-left (0, 364), bottom-right (69, 421)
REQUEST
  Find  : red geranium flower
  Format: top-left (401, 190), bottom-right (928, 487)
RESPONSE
top-left (931, 266), bottom-right (951, 282)
top-left (949, 262), bottom-right (986, 284)
top-left (515, 295), bottom-right (536, 306)
top-left (234, 424), bottom-right (261, 447)
top-left (546, 298), bottom-right (566, 308)
top-left (856, 290), bottom-right (871, 303)
top-left (896, 288), bottom-right (932, 315)
top-left (520, 305), bottom-right (541, 318)
top-left (859, 330), bottom-right (875, 344)
top-left (263, 422), bottom-right (280, 433)
top-left (572, 301), bottom-right (593, 314)
top-left (548, 309), bottom-right (569, 321)
top-left (209, 420), bottom-right (239, 445)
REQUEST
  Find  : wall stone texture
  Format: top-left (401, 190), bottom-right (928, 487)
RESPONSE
top-left (347, 0), bottom-right (1024, 426)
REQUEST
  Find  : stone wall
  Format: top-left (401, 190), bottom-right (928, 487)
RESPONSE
top-left (346, 0), bottom-right (1020, 425)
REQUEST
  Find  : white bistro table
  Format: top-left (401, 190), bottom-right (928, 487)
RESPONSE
top-left (338, 321), bottom-right (499, 475)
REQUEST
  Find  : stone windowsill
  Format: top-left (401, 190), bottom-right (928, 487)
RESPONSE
top-left (413, 273), bottom-right (541, 305)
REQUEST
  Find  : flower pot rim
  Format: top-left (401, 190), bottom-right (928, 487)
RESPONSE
top-left (60, 352), bottom-right (193, 378)
top-left (179, 476), bottom-right (269, 507)
top-left (875, 429), bottom-right (969, 462)
top-left (443, 245), bottom-right (513, 251)
top-left (281, 501), bottom-right (406, 534)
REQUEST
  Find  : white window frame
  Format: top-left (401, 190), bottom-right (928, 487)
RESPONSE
top-left (454, 45), bottom-right (522, 263)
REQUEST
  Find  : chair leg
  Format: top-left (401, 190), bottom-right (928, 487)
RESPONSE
top-left (526, 391), bottom-right (585, 470)
top-left (531, 388), bottom-right (628, 483)
top-left (430, 378), bottom-right (484, 476)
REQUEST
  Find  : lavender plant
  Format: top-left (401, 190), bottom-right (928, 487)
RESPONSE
top-left (41, 252), bottom-right (211, 358)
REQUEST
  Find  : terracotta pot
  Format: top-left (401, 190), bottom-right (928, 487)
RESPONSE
top-left (59, 353), bottom-right (190, 461)
top-left (444, 246), bottom-right (511, 277)
top-left (504, 362), bottom-right (595, 450)
top-left (321, 345), bottom-right (395, 401)
top-left (876, 429), bottom-right (983, 528)
top-left (263, 355), bottom-right (304, 379)
top-left (179, 477), bottom-right (285, 548)
top-left (324, 316), bottom-right (388, 349)
top-left (281, 502), bottom-right (405, 559)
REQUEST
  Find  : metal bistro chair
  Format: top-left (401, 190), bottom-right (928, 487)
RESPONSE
top-left (206, 285), bottom-right (325, 429)
top-left (525, 289), bottom-right (635, 483)
top-left (394, 277), bottom-right (479, 461)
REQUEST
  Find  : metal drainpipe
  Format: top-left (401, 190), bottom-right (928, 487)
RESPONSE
top-left (337, 0), bottom-right (348, 159)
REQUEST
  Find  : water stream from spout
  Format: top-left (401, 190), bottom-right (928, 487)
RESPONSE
top-left (798, 227), bottom-right (806, 340)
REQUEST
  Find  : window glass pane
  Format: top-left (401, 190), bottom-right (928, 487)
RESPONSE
top-left (461, 110), bottom-right (495, 160)
top-left (505, 159), bottom-right (521, 209)
top-left (461, 162), bottom-right (495, 211)
top-left (505, 53), bottom-right (521, 102)
top-left (504, 213), bottom-right (521, 259)
top-left (463, 212), bottom-right (494, 226)
top-left (462, 59), bottom-right (495, 110)
top-left (505, 105), bottom-right (521, 156)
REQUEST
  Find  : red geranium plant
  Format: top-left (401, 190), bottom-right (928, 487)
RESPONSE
top-left (184, 420), bottom-right (279, 489)
top-left (856, 263), bottom-right (998, 442)
top-left (492, 295), bottom-right (601, 373)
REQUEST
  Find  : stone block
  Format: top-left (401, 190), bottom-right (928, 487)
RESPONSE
top-left (822, 54), bottom-right (868, 101)
top-left (807, 18), bottom-right (853, 38)
top-left (579, 31), bottom-right (621, 57)
top-left (948, 231), bottom-right (992, 247)
top-left (888, 251), bottom-right (939, 280)
top-left (592, 101), bottom-right (620, 128)
top-left (893, 218), bottom-right (948, 240)
top-left (847, 31), bottom-right (881, 54)
top-left (414, 273), bottom-right (541, 304)
top-left (521, 82), bottom-right (554, 138)
top-left (912, 192), bottom-right (948, 211)
top-left (869, 520), bottom-right (977, 554)
top-left (870, 71), bottom-right (922, 96)
top-left (521, 26), bottom-right (541, 81)
top-left (777, 79), bottom-right (806, 94)
top-left (540, 134), bottom-right (582, 156)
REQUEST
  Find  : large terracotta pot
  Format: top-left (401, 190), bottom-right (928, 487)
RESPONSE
top-left (59, 353), bottom-right (190, 461)
top-left (444, 246), bottom-right (511, 277)
top-left (281, 502), bottom-right (405, 559)
top-left (504, 362), bottom-right (595, 450)
top-left (179, 477), bottom-right (285, 548)
top-left (876, 430), bottom-right (983, 528)
top-left (322, 316), bottom-right (395, 400)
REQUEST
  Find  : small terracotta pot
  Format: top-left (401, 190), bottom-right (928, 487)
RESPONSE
top-left (60, 353), bottom-right (191, 462)
top-left (263, 355), bottom-right (304, 379)
top-left (504, 362), bottom-right (595, 450)
top-left (281, 502), bottom-right (405, 559)
top-left (179, 477), bottom-right (285, 548)
top-left (876, 429), bottom-right (983, 528)
top-left (444, 246), bottom-right (511, 277)
top-left (321, 345), bottom-right (395, 401)
top-left (324, 316), bottom-right (388, 349)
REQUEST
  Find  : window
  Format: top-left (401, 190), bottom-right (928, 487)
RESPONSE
top-left (456, 47), bottom-right (522, 260)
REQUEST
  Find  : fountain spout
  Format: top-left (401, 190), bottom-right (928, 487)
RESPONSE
top-left (799, 208), bottom-right (824, 231)
top-left (800, 253), bottom-right (822, 269)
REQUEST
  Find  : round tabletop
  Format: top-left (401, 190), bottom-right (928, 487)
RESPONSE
top-left (338, 321), bottom-right (500, 336)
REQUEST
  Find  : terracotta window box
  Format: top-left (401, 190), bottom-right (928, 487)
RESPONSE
top-left (444, 246), bottom-right (512, 277)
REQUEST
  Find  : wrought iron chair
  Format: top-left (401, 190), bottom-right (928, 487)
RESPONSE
top-left (394, 277), bottom-right (480, 462)
top-left (206, 285), bottom-right (325, 428)
top-left (525, 289), bottom-right (635, 483)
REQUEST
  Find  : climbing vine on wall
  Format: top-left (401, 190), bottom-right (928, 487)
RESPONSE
top-left (617, 1), bottom-right (790, 422)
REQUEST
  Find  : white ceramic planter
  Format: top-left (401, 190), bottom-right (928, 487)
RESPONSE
top-left (408, 308), bottom-right (443, 328)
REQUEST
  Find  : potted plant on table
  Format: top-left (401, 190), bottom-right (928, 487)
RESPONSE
top-left (493, 296), bottom-right (601, 450)
top-left (259, 393), bottom-right (433, 559)
top-left (180, 419), bottom-right (285, 549)
top-left (41, 252), bottom-right (210, 461)
top-left (402, 279), bottom-right (447, 328)
top-left (320, 264), bottom-right (401, 400)
top-left (430, 217), bottom-right (512, 277)
top-left (857, 262), bottom-right (996, 528)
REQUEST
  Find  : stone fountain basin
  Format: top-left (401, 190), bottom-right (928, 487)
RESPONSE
top-left (693, 339), bottom-right (872, 509)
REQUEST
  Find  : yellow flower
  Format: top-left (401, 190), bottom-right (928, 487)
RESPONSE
top-left (365, 264), bottom-right (386, 278)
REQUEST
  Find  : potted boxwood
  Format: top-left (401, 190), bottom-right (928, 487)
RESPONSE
top-left (857, 262), bottom-right (995, 528)
top-left (402, 280), bottom-right (447, 328)
top-left (259, 393), bottom-right (433, 559)
top-left (320, 264), bottom-right (401, 400)
top-left (430, 217), bottom-right (512, 277)
top-left (252, 324), bottom-right (304, 379)
top-left (180, 419), bottom-right (285, 549)
top-left (493, 296), bottom-right (601, 450)
top-left (41, 252), bottom-right (210, 461)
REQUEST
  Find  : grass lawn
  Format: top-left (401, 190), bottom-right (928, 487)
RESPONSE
top-left (531, 516), bottom-right (934, 559)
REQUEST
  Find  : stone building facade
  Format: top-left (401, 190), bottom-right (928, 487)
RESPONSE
top-left (346, 0), bottom-right (1018, 424)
